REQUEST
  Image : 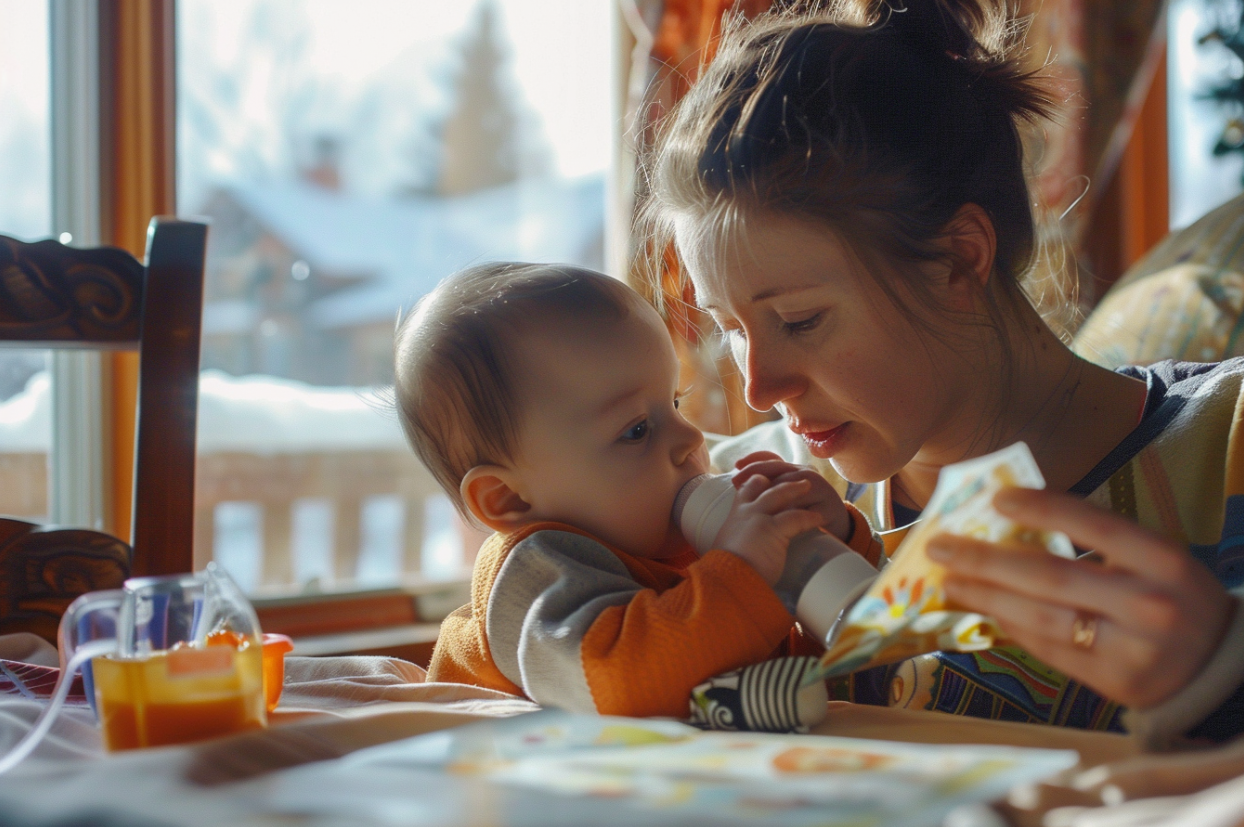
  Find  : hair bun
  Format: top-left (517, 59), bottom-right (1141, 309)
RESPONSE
top-left (877, 0), bottom-right (1008, 64)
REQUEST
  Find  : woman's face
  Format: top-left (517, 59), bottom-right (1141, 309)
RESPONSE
top-left (686, 212), bottom-right (982, 484)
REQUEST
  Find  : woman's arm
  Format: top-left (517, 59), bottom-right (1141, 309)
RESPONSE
top-left (927, 488), bottom-right (1236, 726)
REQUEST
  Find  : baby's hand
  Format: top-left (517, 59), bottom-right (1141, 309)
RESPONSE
top-left (712, 474), bottom-right (826, 585)
top-left (733, 451), bottom-right (851, 541)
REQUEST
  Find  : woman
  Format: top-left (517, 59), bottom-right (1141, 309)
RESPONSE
top-left (643, 0), bottom-right (1244, 746)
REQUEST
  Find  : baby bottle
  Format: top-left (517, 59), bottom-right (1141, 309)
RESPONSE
top-left (674, 473), bottom-right (878, 644)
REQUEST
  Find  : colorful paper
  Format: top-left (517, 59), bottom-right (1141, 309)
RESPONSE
top-left (264, 710), bottom-right (1079, 826)
top-left (811, 442), bottom-right (1075, 681)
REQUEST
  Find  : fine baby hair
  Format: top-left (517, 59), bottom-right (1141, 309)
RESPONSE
top-left (644, 0), bottom-right (1057, 340)
top-left (393, 262), bottom-right (645, 520)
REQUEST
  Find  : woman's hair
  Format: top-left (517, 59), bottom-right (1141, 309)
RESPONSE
top-left (643, 0), bottom-right (1058, 344)
top-left (394, 262), bottom-right (639, 519)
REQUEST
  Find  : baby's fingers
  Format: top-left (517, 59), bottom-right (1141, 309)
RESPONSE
top-left (749, 479), bottom-right (817, 514)
top-left (733, 457), bottom-right (803, 489)
top-left (772, 508), bottom-right (828, 539)
top-left (733, 450), bottom-right (785, 469)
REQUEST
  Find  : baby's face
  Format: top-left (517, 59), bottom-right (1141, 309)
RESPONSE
top-left (507, 304), bottom-right (710, 558)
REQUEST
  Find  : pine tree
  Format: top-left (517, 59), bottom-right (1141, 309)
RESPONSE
top-left (438, 1), bottom-right (523, 196)
top-left (1201, 1), bottom-right (1244, 182)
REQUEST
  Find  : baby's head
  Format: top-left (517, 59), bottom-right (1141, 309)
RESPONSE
top-left (395, 262), bottom-right (708, 558)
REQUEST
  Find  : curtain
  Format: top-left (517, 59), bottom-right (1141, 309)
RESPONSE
top-left (1021, 0), bottom-right (1167, 240)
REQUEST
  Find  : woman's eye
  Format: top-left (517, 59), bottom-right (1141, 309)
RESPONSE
top-left (782, 313), bottom-right (822, 335)
top-left (621, 420), bottom-right (649, 442)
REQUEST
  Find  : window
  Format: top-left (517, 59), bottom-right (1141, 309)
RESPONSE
top-left (178, 0), bottom-right (611, 595)
top-left (1169, 0), bottom-right (1244, 227)
top-left (0, 0), bottom-right (53, 524)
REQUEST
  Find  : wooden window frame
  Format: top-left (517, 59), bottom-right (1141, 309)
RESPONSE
top-left (89, 1), bottom-right (636, 660)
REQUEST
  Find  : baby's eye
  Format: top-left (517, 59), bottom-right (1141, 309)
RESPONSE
top-left (621, 419), bottom-right (650, 442)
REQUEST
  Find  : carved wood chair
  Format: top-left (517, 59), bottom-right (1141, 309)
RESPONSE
top-left (0, 218), bottom-right (208, 644)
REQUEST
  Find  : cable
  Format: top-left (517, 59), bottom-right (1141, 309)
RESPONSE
top-left (0, 637), bottom-right (116, 774)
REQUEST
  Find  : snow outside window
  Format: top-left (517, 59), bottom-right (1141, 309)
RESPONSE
top-left (178, 0), bottom-right (611, 595)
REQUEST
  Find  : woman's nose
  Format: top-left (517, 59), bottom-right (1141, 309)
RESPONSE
top-left (741, 340), bottom-right (800, 413)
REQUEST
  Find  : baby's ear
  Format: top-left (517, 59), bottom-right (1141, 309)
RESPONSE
top-left (461, 466), bottom-right (532, 531)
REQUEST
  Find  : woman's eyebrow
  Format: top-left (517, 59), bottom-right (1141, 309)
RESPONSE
top-left (701, 284), bottom-right (825, 311)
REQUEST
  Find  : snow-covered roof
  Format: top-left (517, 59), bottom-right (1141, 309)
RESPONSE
top-left (214, 174), bottom-right (605, 330)
top-left (0, 370), bottom-right (409, 455)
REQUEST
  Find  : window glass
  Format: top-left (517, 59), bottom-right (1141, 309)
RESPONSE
top-left (179, 0), bottom-right (610, 595)
top-left (1169, 0), bottom-right (1244, 227)
top-left (0, 0), bottom-right (52, 523)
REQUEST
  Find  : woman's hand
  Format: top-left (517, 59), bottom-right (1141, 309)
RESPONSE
top-left (712, 473), bottom-right (826, 586)
top-left (732, 451), bottom-right (852, 540)
top-left (927, 487), bottom-right (1235, 710)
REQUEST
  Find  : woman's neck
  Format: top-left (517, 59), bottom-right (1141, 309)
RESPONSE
top-left (892, 305), bottom-right (1147, 511)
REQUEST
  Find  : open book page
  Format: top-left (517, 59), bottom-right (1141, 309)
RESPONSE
top-left (264, 710), bottom-right (1079, 826)
top-left (811, 442), bottom-right (1075, 681)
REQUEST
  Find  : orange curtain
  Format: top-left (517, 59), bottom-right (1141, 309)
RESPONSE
top-left (1019, 0), bottom-right (1167, 301)
top-left (626, 0), bottom-right (776, 437)
top-left (99, 0), bottom-right (177, 549)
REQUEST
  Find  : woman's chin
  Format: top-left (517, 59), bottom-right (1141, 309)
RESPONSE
top-left (828, 453), bottom-right (894, 486)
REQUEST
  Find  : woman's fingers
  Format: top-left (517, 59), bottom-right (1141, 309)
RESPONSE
top-left (928, 534), bottom-right (1170, 630)
top-left (992, 488), bottom-right (1189, 581)
top-left (943, 574), bottom-right (1185, 705)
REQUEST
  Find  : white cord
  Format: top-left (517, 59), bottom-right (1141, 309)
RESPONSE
top-left (0, 637), bottom-right (116, 774)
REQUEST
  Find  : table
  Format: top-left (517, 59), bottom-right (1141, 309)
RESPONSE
top-left (0, 652), bottom-right (1238, 827)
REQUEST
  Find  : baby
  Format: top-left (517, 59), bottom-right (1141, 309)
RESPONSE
top-left (394, 262), bottom-right (883, 718)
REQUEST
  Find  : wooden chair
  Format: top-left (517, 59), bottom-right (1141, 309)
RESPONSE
top-left (0, 217), bottom-right (208, 644)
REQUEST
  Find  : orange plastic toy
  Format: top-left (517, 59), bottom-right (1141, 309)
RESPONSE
top-left (261, 633), bottom-right (294, 713)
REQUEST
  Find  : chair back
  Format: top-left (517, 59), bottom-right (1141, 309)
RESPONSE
top-left (0, 217), bottom-right (207, 596)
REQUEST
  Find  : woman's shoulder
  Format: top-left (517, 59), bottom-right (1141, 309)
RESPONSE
top-left (1121, 357), bottom-right (1244, 398)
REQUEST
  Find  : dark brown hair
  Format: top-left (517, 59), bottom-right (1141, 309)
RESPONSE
top-left (643, 0), bottom-right (1058, 345)
top-left (394, 262), bottom-right (641, 518)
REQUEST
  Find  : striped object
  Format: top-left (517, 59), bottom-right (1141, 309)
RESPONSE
top-left (689, 656), bottom-right (827, 733)
top-left (0, 659), bottom-right (87, 705)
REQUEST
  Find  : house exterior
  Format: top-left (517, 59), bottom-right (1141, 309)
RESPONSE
top-left (196, 173), bottom-right (605, 387)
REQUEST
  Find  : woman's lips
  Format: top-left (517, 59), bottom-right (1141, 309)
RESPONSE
top-left (798, 423), bottom-right (848, 457)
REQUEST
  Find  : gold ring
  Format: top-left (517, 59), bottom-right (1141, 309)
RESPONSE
top-left (1071, 612), bottom-right (1098, 650)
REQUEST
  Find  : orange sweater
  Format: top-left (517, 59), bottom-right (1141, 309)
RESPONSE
top-left (427, 507), bottom-right (882, 718)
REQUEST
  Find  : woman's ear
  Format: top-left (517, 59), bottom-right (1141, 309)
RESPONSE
top-left (943, 203), bottom-right (998, 302)
top-left (461, 465), bottom-right (532, 531)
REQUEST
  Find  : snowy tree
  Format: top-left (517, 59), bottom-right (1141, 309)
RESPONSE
top-left (437, 1), bottom-right (550, 196)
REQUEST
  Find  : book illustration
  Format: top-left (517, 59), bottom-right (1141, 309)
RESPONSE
top-left (268, 710), bottom-right (1079, 826)
top-left (811, 442), bottom-right (1075, 681)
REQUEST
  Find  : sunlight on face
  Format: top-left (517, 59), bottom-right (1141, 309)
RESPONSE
top-left (684, 213), bottom-right (974, 485)
top-left (507, 303), bottom-right (709, 557)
